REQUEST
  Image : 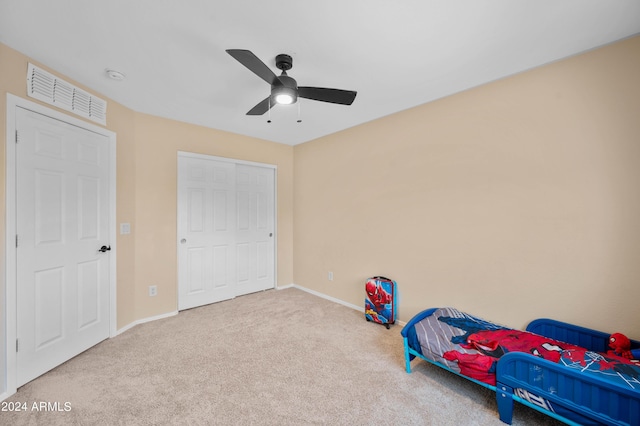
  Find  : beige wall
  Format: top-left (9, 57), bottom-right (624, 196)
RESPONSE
top-left (131, 113), bottom-right (294, 319)
top-left (0, 43), bottom-right (141, 331)
top-left (294, 36), bottom-right (640, 339)
top-left (2, 33), bottom-right (639, 371)
top-left (0, 43), bottom-right (295, 332)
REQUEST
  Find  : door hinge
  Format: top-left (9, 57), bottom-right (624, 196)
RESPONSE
top-left (16, 339), bottom-right (19, 352)
top-left (15, 129), bottom-right (19, 144)
top-left (16, 234), bottom-right (18, 248)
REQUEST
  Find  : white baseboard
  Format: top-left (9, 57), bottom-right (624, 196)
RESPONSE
top-left (279, 283), bottom-right (406, 326)
top-left (275, 283), bottom-right (295, 290)
top-left (114, 282), bottom-right (404, 337)
top-left (280, 284), bottom-right (362, 312)
top-left (116, 310), bottom-right (179, 336)
top-left (115, 283), bottom-right (361, 337)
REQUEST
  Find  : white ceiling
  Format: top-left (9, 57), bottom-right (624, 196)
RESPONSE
top-left (1, 1), bottom-right (639, 146)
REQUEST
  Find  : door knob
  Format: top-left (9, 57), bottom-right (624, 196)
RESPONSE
top-left (180, 238), bottom-right (187, 244)
top-left (98, 245), bottom-right (111, 253)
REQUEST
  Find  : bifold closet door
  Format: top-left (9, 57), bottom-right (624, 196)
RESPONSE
top-left (235, 164), bottom-right (275, 296)
top-left (177, 154), bottom-right (275, 311)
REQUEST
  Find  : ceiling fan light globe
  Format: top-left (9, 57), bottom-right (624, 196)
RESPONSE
top-left (275, 93), bottom-right (295, 105)
top-left (273, 84), bottom-right (298, 105)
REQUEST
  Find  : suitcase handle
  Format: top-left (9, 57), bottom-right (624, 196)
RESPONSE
top-left (371, 276), bottom-right (392, 282)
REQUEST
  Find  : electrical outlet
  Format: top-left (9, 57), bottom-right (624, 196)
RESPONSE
top-left (328, 271), bottom-right (334, 281)
top-left (149, 285), bottom-right (157, 297)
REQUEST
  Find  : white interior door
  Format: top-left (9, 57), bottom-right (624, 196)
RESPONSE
top-left (16, 107), bottom-right (111, 386)
top-left (178, 156), bottom-right (237, 310)
top-left (236, 164), bottom-right (275, 295)
top-left (177, 153), bottom-right (275, 311)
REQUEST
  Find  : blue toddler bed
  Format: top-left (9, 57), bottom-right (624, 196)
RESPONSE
top-left (401, 307), bottom-right (640, 425)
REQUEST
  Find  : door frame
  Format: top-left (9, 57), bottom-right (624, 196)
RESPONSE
top-left (176, 151), bottom-right (278, 307)
top-left (3, 94), bottom-right (117, 399)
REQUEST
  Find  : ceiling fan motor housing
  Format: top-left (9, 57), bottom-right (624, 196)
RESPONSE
top-left (275, 54), bottom-right (293, 71)
top-left (271, 54), bottom-right (297, 104)
top-left (276, 74), bottom-right (297, 90)
top-left (272, 74), bottom-right (298, 104)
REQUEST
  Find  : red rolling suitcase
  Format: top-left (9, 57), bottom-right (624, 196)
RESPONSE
top-left (365, 276), bottom-right (397, 329)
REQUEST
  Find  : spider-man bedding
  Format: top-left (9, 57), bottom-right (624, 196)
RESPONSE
top-left (401, 307), bottom-right (640, 425)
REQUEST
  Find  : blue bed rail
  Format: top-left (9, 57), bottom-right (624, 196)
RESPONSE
top-left (402, 335), bottom-right (586, 425)
top-left (526, 318), bottom-right (640, 353)
top-left (400, 308), bottom-right (437, 365)
top-left (497, 352), bottom-right (640, 426)
top-left (401, 310), bottom-right (640, 425)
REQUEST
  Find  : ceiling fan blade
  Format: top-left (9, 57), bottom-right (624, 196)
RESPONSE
top-left (246, 96), bottom-right (273, 116)
top-left (226, 49), bottom-right (281, 86)
top-left (298, 87), bottom-right (357, 105)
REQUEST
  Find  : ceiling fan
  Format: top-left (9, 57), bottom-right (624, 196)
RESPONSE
top-left (226, 49), bottom-right (357, 116)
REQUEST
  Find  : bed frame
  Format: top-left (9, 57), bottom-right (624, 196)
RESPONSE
top-left (401, 308), bottom-right (640, 425)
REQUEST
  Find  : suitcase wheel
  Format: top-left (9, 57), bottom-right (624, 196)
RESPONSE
top-left (385, 323), bottom-right (390, 329)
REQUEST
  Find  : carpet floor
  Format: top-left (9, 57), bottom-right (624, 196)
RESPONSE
top-left (2, 287), bottom-right (563, 425)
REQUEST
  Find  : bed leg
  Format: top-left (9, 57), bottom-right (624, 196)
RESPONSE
top-left (403, 338), bottom-right (412, 373)
top-left (496, 384), bottom-right (514, 425)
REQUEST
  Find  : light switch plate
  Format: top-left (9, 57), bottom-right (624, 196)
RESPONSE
top-left (120, 223), bottom-right (131, 235)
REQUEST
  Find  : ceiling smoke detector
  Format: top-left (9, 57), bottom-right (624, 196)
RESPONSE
top-left (105, 69), bottom-right (125, 81)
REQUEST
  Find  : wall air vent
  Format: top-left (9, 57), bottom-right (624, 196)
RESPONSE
top-left (26, 63), bottom-right (107, 125)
